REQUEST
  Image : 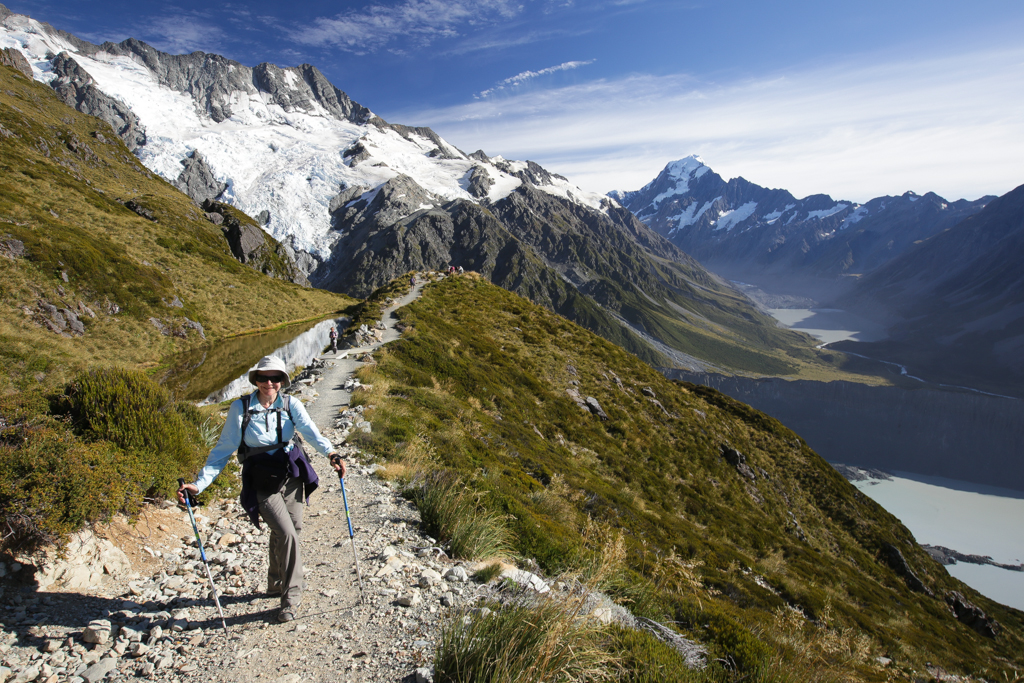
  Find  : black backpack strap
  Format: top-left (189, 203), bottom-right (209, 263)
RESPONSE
top-left (238, 394), bottom-right (253, 457)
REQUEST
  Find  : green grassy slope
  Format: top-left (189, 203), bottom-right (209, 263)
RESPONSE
top-left (351, 274), bottom-right (1024, 681)
top-left (0, 63), bottom-right (353, 394)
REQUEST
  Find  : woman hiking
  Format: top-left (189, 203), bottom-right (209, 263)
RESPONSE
top-left (177, 356), bottom-right (346, 623)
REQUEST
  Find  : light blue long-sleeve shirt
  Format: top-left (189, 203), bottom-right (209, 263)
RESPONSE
top-left (193, 392), bottom-right (334, 493)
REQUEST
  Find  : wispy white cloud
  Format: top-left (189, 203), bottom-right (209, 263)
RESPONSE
top-left (140, 15), bottom-right (229, 55)
top-left (288, 0), bottom-right (524, 54)
top-left (394, 47), bottom-right (1024, 202)
top-left (477, 59), bottom-right (595, 98)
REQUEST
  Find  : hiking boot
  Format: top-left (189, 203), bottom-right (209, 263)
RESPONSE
top-left (277, 609), bottom-right (295, 623)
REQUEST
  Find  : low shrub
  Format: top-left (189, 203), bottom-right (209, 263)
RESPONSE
top-left (53, 367), bottom-right (208, 498)
top-left (0, 414), bottom-right (140, 551)
top-left (604, 625), bottom-right (699, 682)
top-left (0, 368), bottom-right (218, 551)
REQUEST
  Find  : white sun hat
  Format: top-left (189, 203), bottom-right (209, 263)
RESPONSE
top-left (248, 356), bottom-right (291, 388)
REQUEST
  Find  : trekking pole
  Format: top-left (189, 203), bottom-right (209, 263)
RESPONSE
top-left (178, 478), bottom-right (229, 631)
top-left (338, 473), bottom-right (366, 604)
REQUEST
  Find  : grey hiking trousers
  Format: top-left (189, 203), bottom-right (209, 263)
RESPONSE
top-left (258, 477), bottom-right (305, 609)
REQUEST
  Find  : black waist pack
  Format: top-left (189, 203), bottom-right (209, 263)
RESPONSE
top-left (250, 453), bottom-right (289, 495)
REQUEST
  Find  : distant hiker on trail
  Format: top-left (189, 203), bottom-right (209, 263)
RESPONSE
top-left (329, 326), bottom-right (338, 354)
top-left (177, 356), bottom-right (346, 624)
top-left (457, 265), bottom-right (464, 275)
top-left (410, 275), bottom-right (416, 287)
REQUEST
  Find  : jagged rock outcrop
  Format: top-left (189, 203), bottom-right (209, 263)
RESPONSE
top-left (493, 159), bottom-right (564, 186)
top-left (467, 166), bottom-right (494, 199)
top-left (34, 300), bottom-right (85, 336)
top-left (174, 150), bottom-right (226, 204)
top-left (946, 591), bottom-right (999, 638)
top-left (203, 200), bottom-right (310, 287)
top-left (66, 37), bottom-right (373, 126)
top-left (0, 45), bottom-right (30, 78)
top-left (48, 52), bottom-right (146, 151)
top-left (280, 238), bottom-right (320, 278)
top-left (881, 542), bottom-right (933, 596)
top-left (720, 445), bottom-right (757, 481)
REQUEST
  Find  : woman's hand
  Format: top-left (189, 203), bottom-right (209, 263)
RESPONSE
top-left (177, 482), bottom-right (199, 506)
top-left (329, 453), bottom-right (347, 477)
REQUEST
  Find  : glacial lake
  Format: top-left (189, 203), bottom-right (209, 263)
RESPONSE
top-left (158, 315), bottom-right (346, 404)
top-left (767, 307), bottom-right (888, 344)
top-left (853, 472), bottom-right (1024, 610)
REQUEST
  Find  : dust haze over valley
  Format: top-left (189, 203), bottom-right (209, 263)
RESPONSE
top-left (2, 1), bottom-right (1024, 680)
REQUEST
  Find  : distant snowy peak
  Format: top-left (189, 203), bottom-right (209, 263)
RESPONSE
top-left (665, 154), bottom-right (709, 181)
top-left (612, 157), bottom-right (993, 281)
top-left (0, 7), bottom-right (606, 259)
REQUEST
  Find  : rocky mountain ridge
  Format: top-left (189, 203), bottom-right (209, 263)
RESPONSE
top-left (832, 182), bottom-right (1024, 396)
top-left (613, 155), bottom-right (992, 300)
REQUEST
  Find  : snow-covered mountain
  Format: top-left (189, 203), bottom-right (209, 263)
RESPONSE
top-left (612, 155), bottom-right (992, 299)
top-left (0, 5), bottom-right (605, 270)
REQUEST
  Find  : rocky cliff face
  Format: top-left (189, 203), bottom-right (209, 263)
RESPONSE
top-left (174, 150), bottom-right (226, 204)
top-left (48, 52), bottom-right (146, 151)
top-left (666, 370), bottom-right (1024, 491)
top-left (613, 156), bottom-right (991, 300)
top-left (203, 201), bottom-right (310, 287)
top-left (0, 45), bottom-right (29, 77)
top-left (70, 38), bottom-right (374, 126)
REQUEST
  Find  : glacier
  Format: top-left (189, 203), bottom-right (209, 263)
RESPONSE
top-left (0, 10), bottom-right (608, 261)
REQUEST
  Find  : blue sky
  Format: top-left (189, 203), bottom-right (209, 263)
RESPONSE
top-left (7, 0), bottom-right (1024, 202)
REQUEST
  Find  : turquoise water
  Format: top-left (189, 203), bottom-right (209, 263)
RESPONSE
top-left (768, 307), bottom-right (888, 344)
top-left (854, 472), bottom-right (1024, 610)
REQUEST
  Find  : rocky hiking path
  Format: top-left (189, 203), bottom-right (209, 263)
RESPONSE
top-left (0, 274), bottom-right (498, 683)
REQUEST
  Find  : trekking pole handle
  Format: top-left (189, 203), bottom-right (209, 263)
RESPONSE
top-left (177, 478), bottom-right (197, 507)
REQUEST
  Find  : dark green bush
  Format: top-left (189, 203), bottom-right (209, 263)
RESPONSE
top-left (53, 367), bottom-right (207, 498)
top-left (0, 414), bottom-right (140, 551)
top-left (0, 368), bottom-right (218, 550)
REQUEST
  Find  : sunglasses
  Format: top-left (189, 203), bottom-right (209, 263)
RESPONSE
top-left (254, 374), bottom-right (285, 383)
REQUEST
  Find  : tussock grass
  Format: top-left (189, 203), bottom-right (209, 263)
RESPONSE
top-left (434, 595), bottom-right (615, 683)
top-left (412, 471), bottom-right (510, 561)
top-left (473, 562), bottom-right (503, 583)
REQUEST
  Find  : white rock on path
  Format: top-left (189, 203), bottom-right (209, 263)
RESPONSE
top-left (80, 658), bottom-right (117, 683)
top-left (82, 620), bottom-right (111, 644)
top-left (499, 567), bottom-right (550, 593)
